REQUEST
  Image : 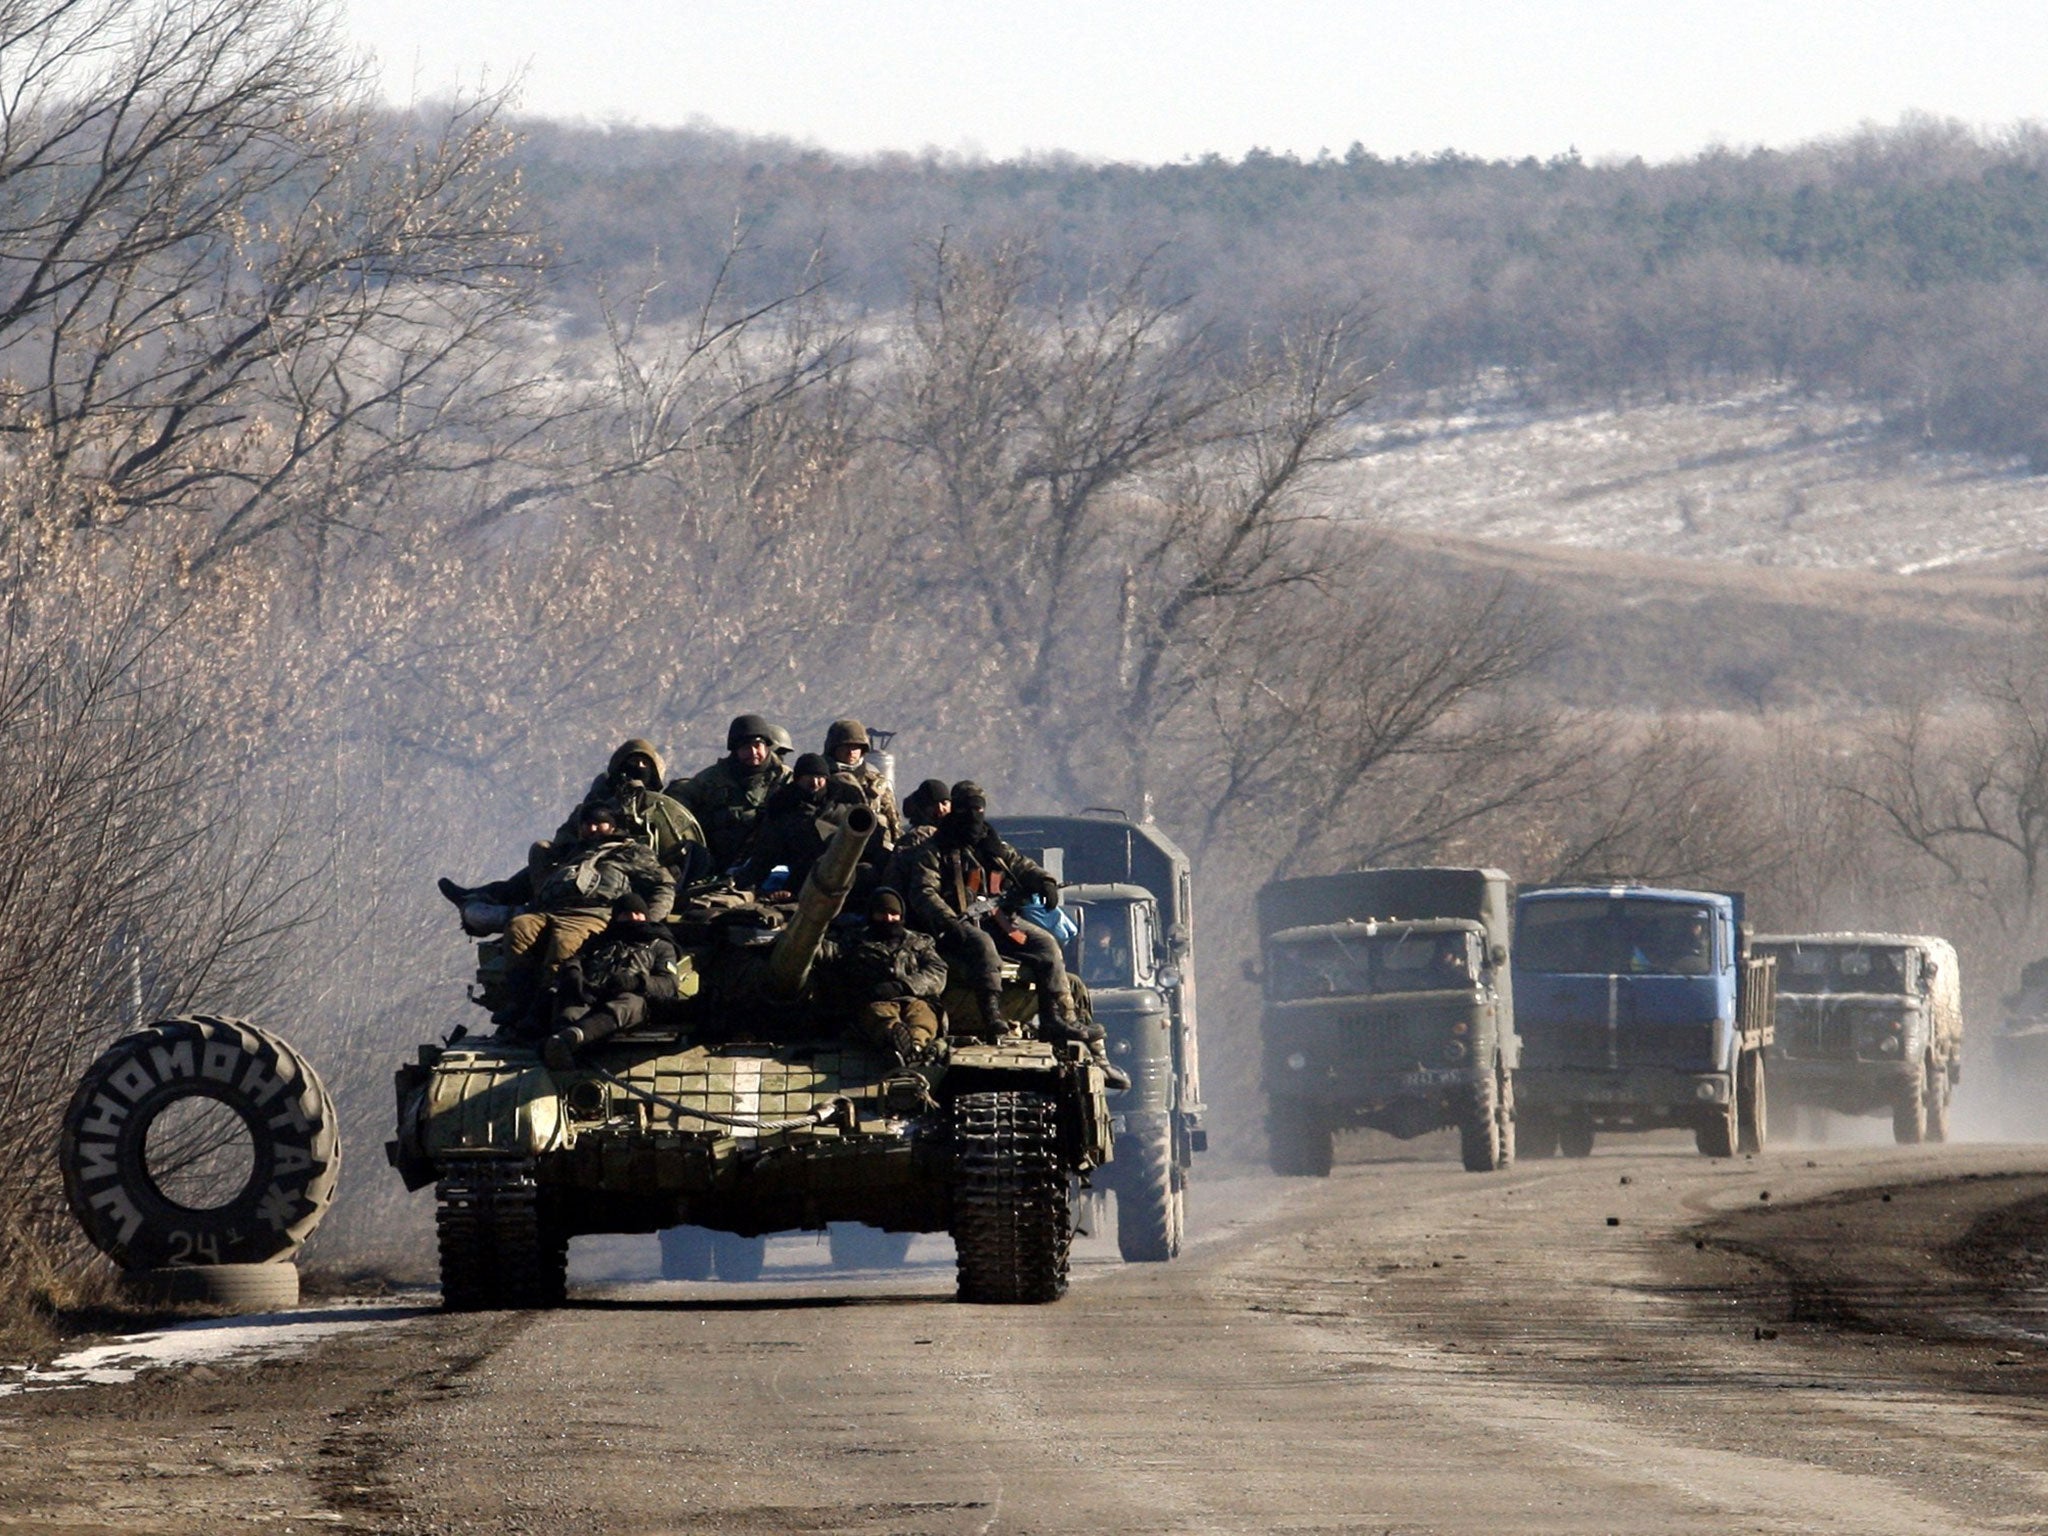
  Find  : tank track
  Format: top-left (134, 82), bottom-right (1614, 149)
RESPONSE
top-left (950, 1089), bottom-right (1071, 1304)
top-left (435, 1161), bottom-right (568, 1310)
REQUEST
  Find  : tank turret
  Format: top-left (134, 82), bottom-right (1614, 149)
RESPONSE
top-left (765, 807), bottom-right (876, 1001)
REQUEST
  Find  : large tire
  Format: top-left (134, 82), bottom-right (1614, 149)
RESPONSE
top-left (1266, 1100), bottom-right (1335, 1177)
top-left (711, 1232), bottom-right (766, 1281)
top-left (1926, 1058), bottom-right (1951, 1144)
top-left (1558, 1113), bottom-right (1596, 1159)
top-left (1893, 1065), bottom-right (1927, 1145)
top-left (436, 1164), bottom-right (568, 1310)
top-left (118, 1261), bottom-right (299, 1311)
top-left (1496, 1065), bottom-right (1516, 1169)
top-left (59, 1016), bottom-right (339, 1270)
top-left (658, 1226), bottom-right (713, 1281)
top-left (951, 1089), bottom-right (1071, 1304)
top-left (1114, 1122), bottom-right (1184, 1262)
top-left (1696, 1093), bottom-right (1737, 1158)
top-left (828, 1225), bottom-right (915, 1270)
top-left (1459, 1062), bottom-right (1504, 1173)
top-left (1737, 1049), bottom-right (1768, 1156)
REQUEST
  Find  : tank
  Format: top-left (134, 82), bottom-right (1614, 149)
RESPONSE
top-left (388, 810), bottom-right (1114, 1307)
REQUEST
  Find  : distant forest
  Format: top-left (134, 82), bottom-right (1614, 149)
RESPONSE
top-left (511, 114), bottom-right (2048, 467)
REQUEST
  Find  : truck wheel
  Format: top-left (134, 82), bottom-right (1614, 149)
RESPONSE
top-left (1924, 1058), bottom-right (1950, 1144)
top-left (59, 1016), bottom-right (340, 1271)
top-left (1459, 1061), bottom-right (1506, 1172)
top-left (1558, 1113), bottom-right (1595, 1159)
top-left (1893, 1068), bottom-right (1927, 1145)
top-left (436, 1164), bottom-right (568, 1310)
top-left (1495, 1065), bottom-right (1516, 1168)
top-left (1518, 1109), bottom-right (1560, 1159)
top-left (1736, 1049), bottom-right (1768, 1155)
top-left (828, 1224), bottom-right (915, 1269)
top-left (1695, 1094), bottom-right (1737, 1158)
top-left (951, 1088), bottom-right (1071, 1303)
top-left (712, 1232), bottom-right (766, 1281)
top-left (1266, 1100), bottom-right (1334, 1177)
top-left (1115, 1122), bottom-right (1184, 1262)
top-left (658, 1226), bottom-right (713, 1281)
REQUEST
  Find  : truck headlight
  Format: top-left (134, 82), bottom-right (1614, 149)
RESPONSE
top-left (1286, 1052), bottom-right (1307, 1071)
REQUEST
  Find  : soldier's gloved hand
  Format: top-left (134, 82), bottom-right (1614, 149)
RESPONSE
top-left (949, 918), bottom-right (982, 945)
top-left (542, 1027), bottom-right (585, 1072)
top-left (1035, 875), bottom-right (1061, 907)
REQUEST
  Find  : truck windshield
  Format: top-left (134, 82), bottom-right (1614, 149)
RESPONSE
top-left (1772, 945), bottom-right (1912, 994)
top-left (1071, 902), bottom-right (1141, 989)
top-left (1269, 931), bottom-right (1473, 1000)
top-left (1517, 899), bottom-right (1716, 976)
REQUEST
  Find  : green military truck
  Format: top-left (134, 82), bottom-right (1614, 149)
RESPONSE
top-left (1253, 867), bottom-right (1517, 1176)
top-left (1755, 932), bottom-right (1961, 1144)
top-left (389, 812), bottom-right (1115, 1306)
top-left (994, 811), bottom-right (1205, 1262)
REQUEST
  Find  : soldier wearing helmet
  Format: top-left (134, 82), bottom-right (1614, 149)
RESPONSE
top-left (669, 714), bottom-right (792, 872)
top-left (823, 717), bottom-right (902, 850)
top-left (552, 738), bottom-right (708, 881)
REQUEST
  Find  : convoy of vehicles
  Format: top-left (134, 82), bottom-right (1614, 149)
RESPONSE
top-left (1511, 885), bottom-right (1775, 1158)
top-left (1253, 867), bottom-right (1517, 1176)
top-left (1754, 933), bottom-right (1961, 1144)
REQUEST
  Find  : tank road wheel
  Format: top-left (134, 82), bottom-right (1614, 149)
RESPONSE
top-left (828, 1225), bottom-right (916, 1270)
top-left (1266, 1099), bottom-right (1335, 1177)
top-left (1459, 1059), bottom-right (1505, 1173)
top-left (1558, 1113), bottom-right (1596, 1159)
top-left (1737, 1049), bottom-right (1769, 1156)
top-left (436, 1164), bottom-right (568, 1311)
top-left (658, 1226), bottom-right (713, 1281)
top-left (1115, 1121), bottom-right (1184, 1262)
top-left (951, 1089), bottom-right (1071, 1304)
top-left (1926, 1058), bottom-right (1951, 1144)
top-left (1893, 1064), bottom-right (1928, 1145)
top-left (59, 1015), bottom-right (340, 1271)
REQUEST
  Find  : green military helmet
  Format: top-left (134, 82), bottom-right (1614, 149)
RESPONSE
top-left (766, 722), bottom-right (794, 759)
top-left (726, 714), bottom-right (778, 752)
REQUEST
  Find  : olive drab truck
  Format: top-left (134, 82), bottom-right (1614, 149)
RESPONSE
top-left (1512, 885), bottom-right (1775, 1159)
top-left (388, 811), bottom-right (1115, 1306)
top-left (1251, 867), bottom-right (1517, 1176)
top-left (1755, 933), bottom-right (1961, 1144)
top-left (993, 810), bottom-right (1205, 1262)
top-left (1995, 954), bottom-right (2048, 1136)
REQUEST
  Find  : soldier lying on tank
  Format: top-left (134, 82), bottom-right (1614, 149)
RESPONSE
top-left (669, 713), bottom-right (792, 873)
top-left (815, 887), bottom-right (948, 1064)
top-left (734, 753), bottom-right (879, 893)
top-left (902, 780), bottom-right (1128, 1090)
top-left (549, 738), bottom-right (710, 883)
top-left (493, 800), bottom-right (677, 1032)
top-left (822, 717), bottom-right (903, 850)
top-left (538, 892), bottom-right (681, 1069)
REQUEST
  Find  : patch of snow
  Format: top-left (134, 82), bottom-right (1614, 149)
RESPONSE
top-left (0, 1298), bottom-right (432, 1396)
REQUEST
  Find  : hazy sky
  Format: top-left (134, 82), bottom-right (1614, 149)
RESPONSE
top-left (340, 1), bottom-right (2048, 164)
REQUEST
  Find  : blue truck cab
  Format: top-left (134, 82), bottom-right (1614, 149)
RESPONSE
top-left (1511, 885), bottom-right (1776, 1158)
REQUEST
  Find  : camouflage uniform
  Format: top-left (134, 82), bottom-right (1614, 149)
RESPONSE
top-left (671, 721), bottom-right (792, 872)
top-left (544, 909), bottom-right (682, 1062)
top-left (735, 774), bottom-right (877, 892)
top-left (555, 739), bottom-right (707, 877)
top-left (822, 719), bottom-right (903, 849)
top-left (817, 905), bottom-right (948, 1059)
top-left (501, 828), bottom-right (676, 1029)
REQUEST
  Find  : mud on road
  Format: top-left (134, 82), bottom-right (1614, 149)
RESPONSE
top-left (4, 1143), bottom-right (2047, 1535)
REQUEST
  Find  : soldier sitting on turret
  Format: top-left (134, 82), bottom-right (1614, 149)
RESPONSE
top-left (670, 714), bottom-right (792, 874)
top-left (902, 781), bottom-right (1128, 1089)
top-left (553, 738), bottom-right (709, 882)
top-left (493, 800), bottom-right (676, 1032)
top-left (822, 718), bottom-right (903, 851)
top-left (735, 753), bottom-right (879, 893)
top-left (816, 888), bottom-right (948, 1064)
top-left (540, 892), bottom-right (681, 1069)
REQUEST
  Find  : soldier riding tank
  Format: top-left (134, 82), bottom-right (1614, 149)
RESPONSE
top-left (388, 811), bottom-right (1114, 1305)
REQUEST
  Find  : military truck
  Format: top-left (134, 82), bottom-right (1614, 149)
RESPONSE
top-left (1995, 955), bottom-right (2048, 1136)
top-left (994, 811), bottom-right (1204, 1262)
top-left (1513, 885), bottom-right (1775, 1158)
top-left (1251, 867), bottom-right (1517, 1176)
top-left (388, 811), bottom-right (1114, 1306)
top-left (1754, 933), bottom-right (1960, 1144)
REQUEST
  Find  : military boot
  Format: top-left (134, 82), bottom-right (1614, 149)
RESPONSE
top-left (1087, 1035), bottom-right (1131, 1093)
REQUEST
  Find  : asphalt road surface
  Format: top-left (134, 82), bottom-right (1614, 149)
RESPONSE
top-left (7, 1138), bottom-right (2048, 1535)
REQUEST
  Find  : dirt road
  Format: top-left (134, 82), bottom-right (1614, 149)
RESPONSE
top-left (7, 1140), bottom-right (2048, 1535)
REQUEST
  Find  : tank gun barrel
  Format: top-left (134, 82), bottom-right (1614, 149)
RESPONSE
top-left (765, 807), bottom-right (877, 1002)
